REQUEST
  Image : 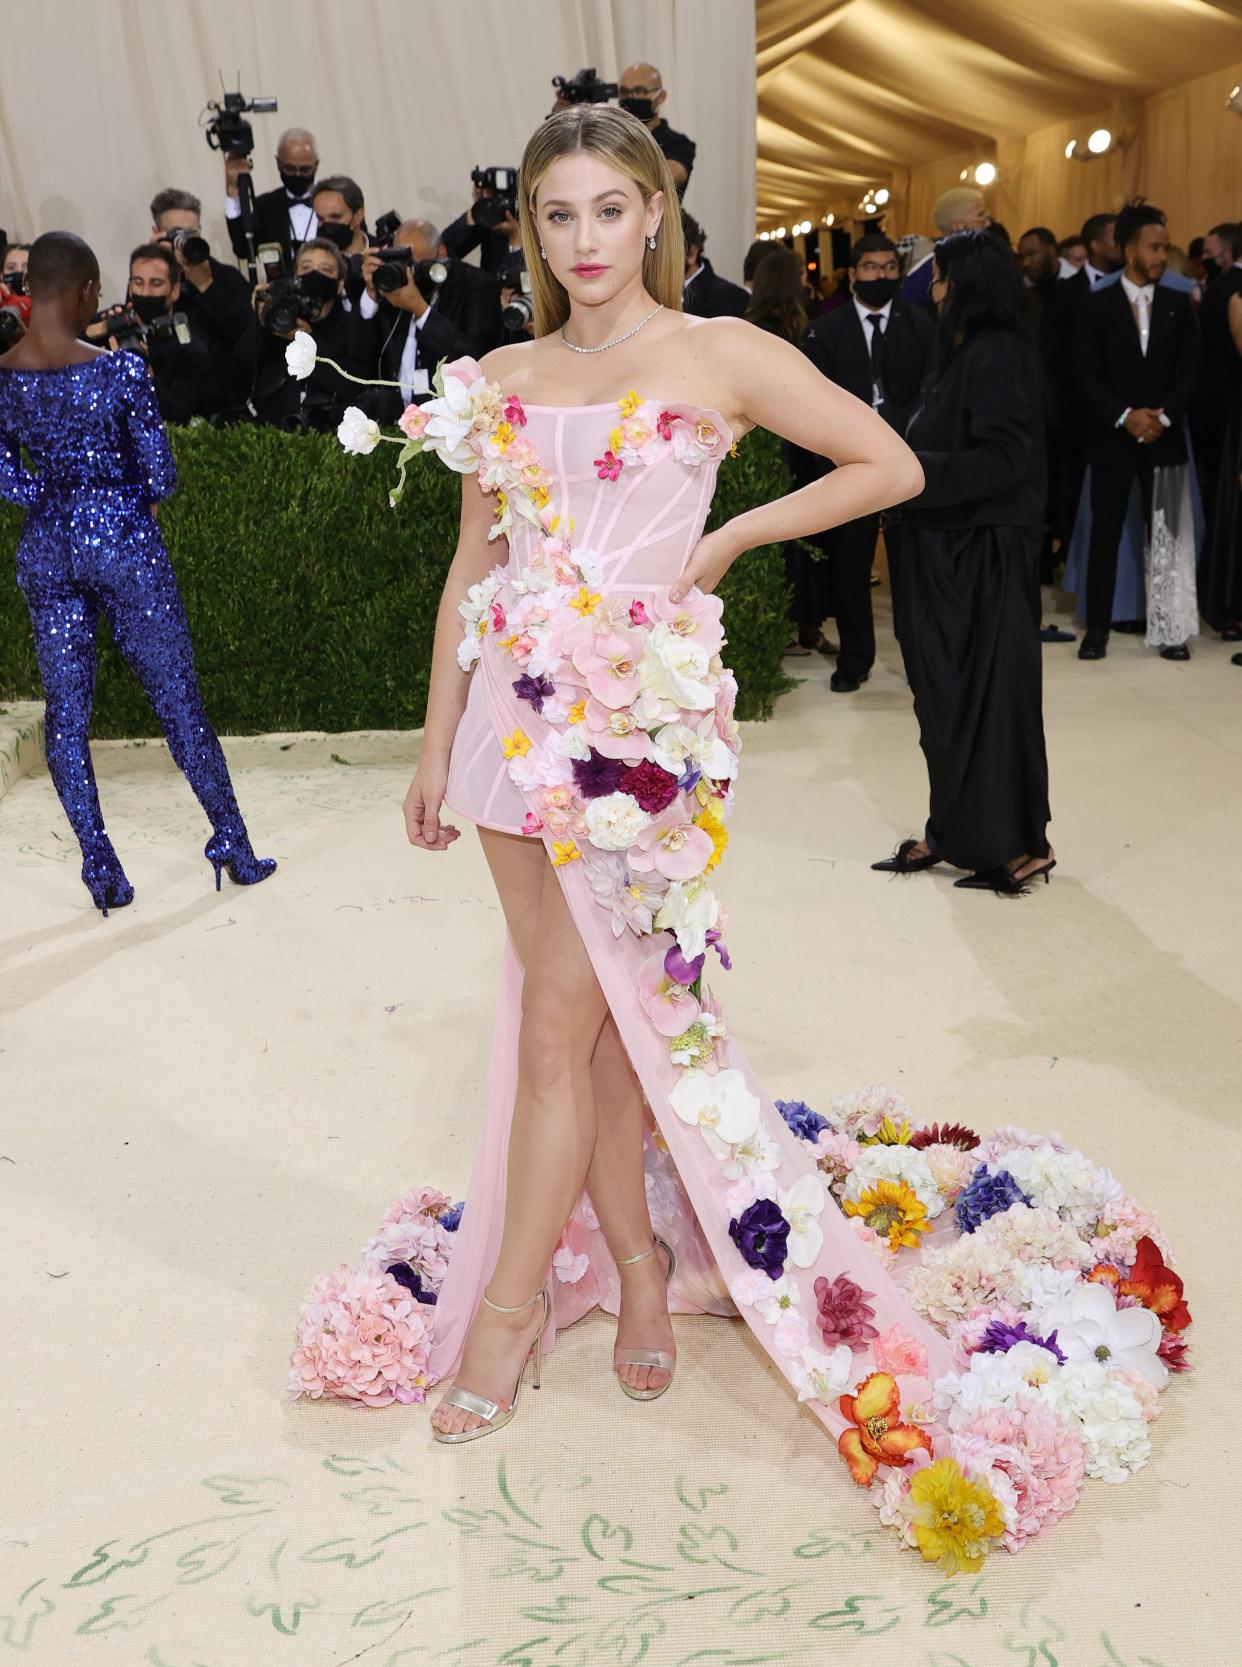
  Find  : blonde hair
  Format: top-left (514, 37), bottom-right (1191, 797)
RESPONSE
top-left (932, 186), bottom-right (985, 234)
top-left (518, 105), bottom-right (685, 337)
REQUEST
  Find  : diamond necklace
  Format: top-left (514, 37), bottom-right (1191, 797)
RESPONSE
top-left (560, 302), bottom-right (663, 354)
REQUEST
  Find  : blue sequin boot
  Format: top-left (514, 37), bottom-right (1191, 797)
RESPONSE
top-left (204, 830), bottom-right (277, 892)
top-left (81, 837), bottom-right (135, 918)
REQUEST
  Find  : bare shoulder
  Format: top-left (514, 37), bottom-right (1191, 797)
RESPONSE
top-left (478, 337), bottom-right (555, 395)
top-left (670, 313), bottom-right (801, 435)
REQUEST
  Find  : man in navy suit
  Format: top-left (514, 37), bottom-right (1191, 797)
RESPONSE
top-left (803, 234), bottom-right (934, 689)
top-left (1075, 203), bottom-right (1201, 660)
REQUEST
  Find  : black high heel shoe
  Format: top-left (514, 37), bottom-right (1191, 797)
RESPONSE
top-left (204, 831), bottom-right (277, 891)
top-left (81, 839), bottom-right (134, 918)
top-left (871, 838), bottom-right (942, 875)
top-left (954, 859), bottom-right (1057, 896)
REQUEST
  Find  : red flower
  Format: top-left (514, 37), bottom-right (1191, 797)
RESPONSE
top-left (629, 599), bottom-right (649, 626)
top-left (656, 409), bottom-right (679, 441)
top-left (594, 450), bottom-right (623, 481)
top-left (1157, 1330), bottom-right (1192, 1372)
top-left (910, 1122), bottom-right (980, 1151)
top-left (619, 760), bottom-right (681, 814)
top-left (504, 395), bottom-right (527, 427)
top-left (490, 601), bottom-right (506, 632)
top-left (1121, 1236), bottom-right (1191, 1333)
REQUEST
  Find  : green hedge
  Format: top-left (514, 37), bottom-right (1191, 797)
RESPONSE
top-left (0, 425), bottom-right (795, 737)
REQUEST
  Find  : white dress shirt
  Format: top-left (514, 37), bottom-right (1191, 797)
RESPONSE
top-left (853, 295), bottom-right (893, 409)
top-left (225, 189), bottom-right (318, 248)
top-left (397, 296), bottom-right (436, 404)
top-left (1084, 261), bottom-right (1108, 288)
top-left (1116, 273), bottom-right (1170, 433)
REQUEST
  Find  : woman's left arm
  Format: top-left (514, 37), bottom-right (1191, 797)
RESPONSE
top-left (670, 318), bottom-right (924, 601)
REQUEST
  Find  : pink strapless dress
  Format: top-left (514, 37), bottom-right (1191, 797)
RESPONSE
top-left (428, 387), bottom-right (956, 1453)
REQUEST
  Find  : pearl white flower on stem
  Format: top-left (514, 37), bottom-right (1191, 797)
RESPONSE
top-left (668, 1068), bottom-right (760, 1157)
top-left (777, 1173), bottom-right (826, 1267)
top-left (337, 406), bottom-right (382, 456)
top-left (284, 332), bottom-right (317, 379)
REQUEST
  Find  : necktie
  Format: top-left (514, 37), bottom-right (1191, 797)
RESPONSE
top-left (866, 313), bottom-right (886, 408)
top-left (1131, 287), bottom-right (1152, 356)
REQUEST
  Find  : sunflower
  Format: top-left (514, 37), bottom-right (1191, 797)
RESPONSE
top-left (904, 1458), bottom-right (1005, 1575)
top-left (693, 799), bottom-right (729, 872)
top-left (858, 1115), bottom-right (914, 1147)
top-left (841, 1179), bottom-right (929, 1250)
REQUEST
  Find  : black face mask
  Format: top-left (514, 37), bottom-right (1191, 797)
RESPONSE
top-left (315, 219), bottom-right (354, 250)
top-left (3, 271), bottom-right (25, 295)
top-left (1201, 256), bottom-right (1219, 280)
top-left (298, 269), bottom-right (340, 306)
top-left (620, 96), bottom-right (657, 123)
top-left (130, 294), bottom-right (171, 323)
top-left (280, 169), bottom-right (316, 200)
top-left (854, 276), bottom-right (899, 307)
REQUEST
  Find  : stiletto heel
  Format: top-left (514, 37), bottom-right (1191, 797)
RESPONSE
top-left (432, 1283), bottom-right (550, 1444)
top-left (204, 831), bottom-right (277, 891)
top-left (80, 840), bottom-right (134, 918)
top-left (613, 1234), bottom-right (677, 1402)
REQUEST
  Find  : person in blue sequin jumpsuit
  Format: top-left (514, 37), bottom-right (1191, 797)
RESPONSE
top-left (0, 232), bottom-right (275, 914)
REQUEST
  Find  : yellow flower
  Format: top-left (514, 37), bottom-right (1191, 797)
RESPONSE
top-left (619, 389), bottom-right (642, 418)
top-left (694, 799), bottom-right (729, 872)
top-left (728, 441), bottom-right (740, 459)
top-left (608, 424), bottom-right (625, 454)
top-left (501, 729), bottom-right (532, 759)
top-left (551, 840), bottom-right (581, 866)
top-left (904, 1459), bottom-right (1005, 1576)
top-left (841, 1179), bottom-right (929, 1250)
top-left (569, 585), bottom-right (603, 616)
top-left (531, 482), bottom-right (550, 510)
top-left (567, 699), bottom-right (587, 725)
top-left (491, 421), bottom-right (516, 453)
top-left (859, 1116), bottom-right (914, 1147)
top-left (497, 633), bottom-right (520, 653)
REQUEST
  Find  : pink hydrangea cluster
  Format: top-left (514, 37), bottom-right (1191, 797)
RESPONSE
top-left (288, 1265), bottom-right (434, 1406)
top-left (1087, 1197), bottom-right (1173, 1268)
top-left (359, 1185), bottom-right (456, 1290)
top-left (814, 1127), bottom-right (863, 1188)
top-left (949, 1393), bottom-right (1087, 1551)
top-left (829, 1085), bottom-right (913, 1140)
top-left (974, 1203), bottom-right (1094, 1269)
top-left (978, 1125), bottom-right (1068, 1163)
top-left (920, 1141), bottom-right (979, 1203)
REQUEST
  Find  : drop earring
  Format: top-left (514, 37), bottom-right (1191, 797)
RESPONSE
top-left (647, 234), bottom-right (657, 250)
top-left (540, 245), bottom-right (547, 260)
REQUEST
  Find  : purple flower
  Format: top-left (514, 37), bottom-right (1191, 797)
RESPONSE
top-left (976, 1318), bottom-right (1066, 1363)
top-left (386, 1263), bottom-right (437, 1305)
top-left (705, 928), bottom-right (732, 971)
top-left (677, 761), bottom-right (702, 793)
top-left (664, 943), bottom-right (705, 986)
top-left (776, 1099), bottom-right (829, 1142)
top-left (955, 1164), bottom-right (1033, 1235)
top-left (512, 673), bottom-right (555, 714)
top-left (728, 1198), bottom-right (790, 1279)
top-left (571, 748), bottom-right (624, 799)
top-left (441, 1201), bottom-right (464, 1233)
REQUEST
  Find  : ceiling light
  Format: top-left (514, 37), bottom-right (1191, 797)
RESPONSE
top-left (1087, 128), bottom-right (1112, 155)
top-left (1228, 85), bottom-right (1242, 114)
top-left (824, 212), bottom-right (835, 226)
top-left (759, 231), bottom-right (770, 241)
top-left (775, 226), bottom-right (786, 239)
top-left (974, 161), bottom-right (996, 187)
top-left (874, 188), bottom-right (890, 206)
top-left (1064, 139), bottom-right (1077, 159)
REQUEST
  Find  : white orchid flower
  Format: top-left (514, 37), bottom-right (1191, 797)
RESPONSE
top-left (757, 1276), bottom-right (801, 1325)
top-left (789, 1343), bottom-right (855, 1404)
top-left (654, 877), bottom-right (719, 961)
top-left (777, 1173), bottom-right (826, 1268)
top-left (284, 332), bottom-right (317, 380)
top-left (669, 1068), bottom-right (760, 1157)
top-left (722, 1117), bottom-right (783, 1196)
top-left (336, 406), bottom-right (382, 456)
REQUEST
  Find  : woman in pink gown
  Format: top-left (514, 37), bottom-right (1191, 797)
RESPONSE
top-left (397, 101), bottom-right (939, 1451)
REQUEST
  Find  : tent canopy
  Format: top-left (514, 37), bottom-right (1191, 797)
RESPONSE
top-left (757, 0), bottom-right (1242, 223)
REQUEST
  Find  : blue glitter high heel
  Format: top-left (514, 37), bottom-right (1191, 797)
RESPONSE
top-left (204, 831), bottom-right (277, 891)
top-left (81, 839), bottom-right (134, 918)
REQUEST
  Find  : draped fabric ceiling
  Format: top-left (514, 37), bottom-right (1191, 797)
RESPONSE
top-left (757, 0), bottom-right (1242, 242)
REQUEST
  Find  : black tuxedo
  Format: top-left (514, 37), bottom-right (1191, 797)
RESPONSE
top-left (801, 297), bottom-right (933, 671)
top-left (682, 258), bottom-right (748, 320)
top-left (369, 262), bottom-right (502, 421)
top-left (226, 186), bottom-right (316, 274)
top-left (1076, 278), bottom-right (1201, 630)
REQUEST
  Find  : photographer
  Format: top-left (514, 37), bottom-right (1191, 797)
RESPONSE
top-left (250, 236), bottom-right (378, 430)
top-left (225, 125), bottom-right (320, 272)
top-left (115, 243), bottom-right (224, 424)
top-left (2, 242), bottom-right (31, 293)
top-left (618, 63), bottom-right (695, 191)
top-left (442, 168), bottom-right (519, 277)
top-left (310, 175), bottom-right (372, 307)
top-left (361, 220), bottom-right (501, 421)
top-left (150, 188), bottom-right (255, 410)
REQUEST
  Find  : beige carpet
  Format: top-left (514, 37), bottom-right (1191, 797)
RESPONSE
top-left (2, 601), bottom-right (1237, 1666)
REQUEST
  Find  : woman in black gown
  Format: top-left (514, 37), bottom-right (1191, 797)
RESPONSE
top-left (873, 229), bottom-right (1053, 894)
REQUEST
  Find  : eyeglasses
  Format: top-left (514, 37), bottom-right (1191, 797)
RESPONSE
top-left (621, 84), bottom-right (660, 96)
top-left (856, 260), bottom-right (899, 277)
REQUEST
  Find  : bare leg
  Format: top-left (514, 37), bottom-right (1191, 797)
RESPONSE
top-left (432, 829), bottom-right (610, 1437)
top-left (584, 1018), bottom-right (675, 1395)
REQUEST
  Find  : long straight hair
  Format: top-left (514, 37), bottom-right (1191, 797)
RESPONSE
top-left (518, 105), bottom-right (685, 338)
top-left (745, 245), bottom-right (808, 344)
top-left (931, 228), bottom-right (1030, 379)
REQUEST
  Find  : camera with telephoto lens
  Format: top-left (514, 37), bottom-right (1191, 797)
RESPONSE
top-left (162, 225), bottom-right (212, 267)
top-left (552, 67), bottom-right (618, 105)
top-left (255, 271), bottom-right (339, 334)
top-left (471, 166), bottom-right (519, 230)
top-left (84, 305), bottom-right (190, 352)
top-left (371, 247), bottom-right (453, 296)
top-left (499, 251), bottom-right (533, 333)
top-left (202, 86), bottom-right (278, 158)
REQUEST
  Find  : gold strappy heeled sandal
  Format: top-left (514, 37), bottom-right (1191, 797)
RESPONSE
top-left (432, 1283), bottom-right (550, 1444)
top-left (613, 1234), bottom-right (677, 1402)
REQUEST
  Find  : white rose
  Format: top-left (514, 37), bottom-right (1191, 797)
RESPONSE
top-left (584, 792), bottom-right (652, 852)
top-left (640, 622), bottom-right (715, 711)
top-left (654, 877), bottom-right (719, 960)
top-left (284, 332), bottom-right (318, 379)
top-left (337, 405), bottom-right (382, 456)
